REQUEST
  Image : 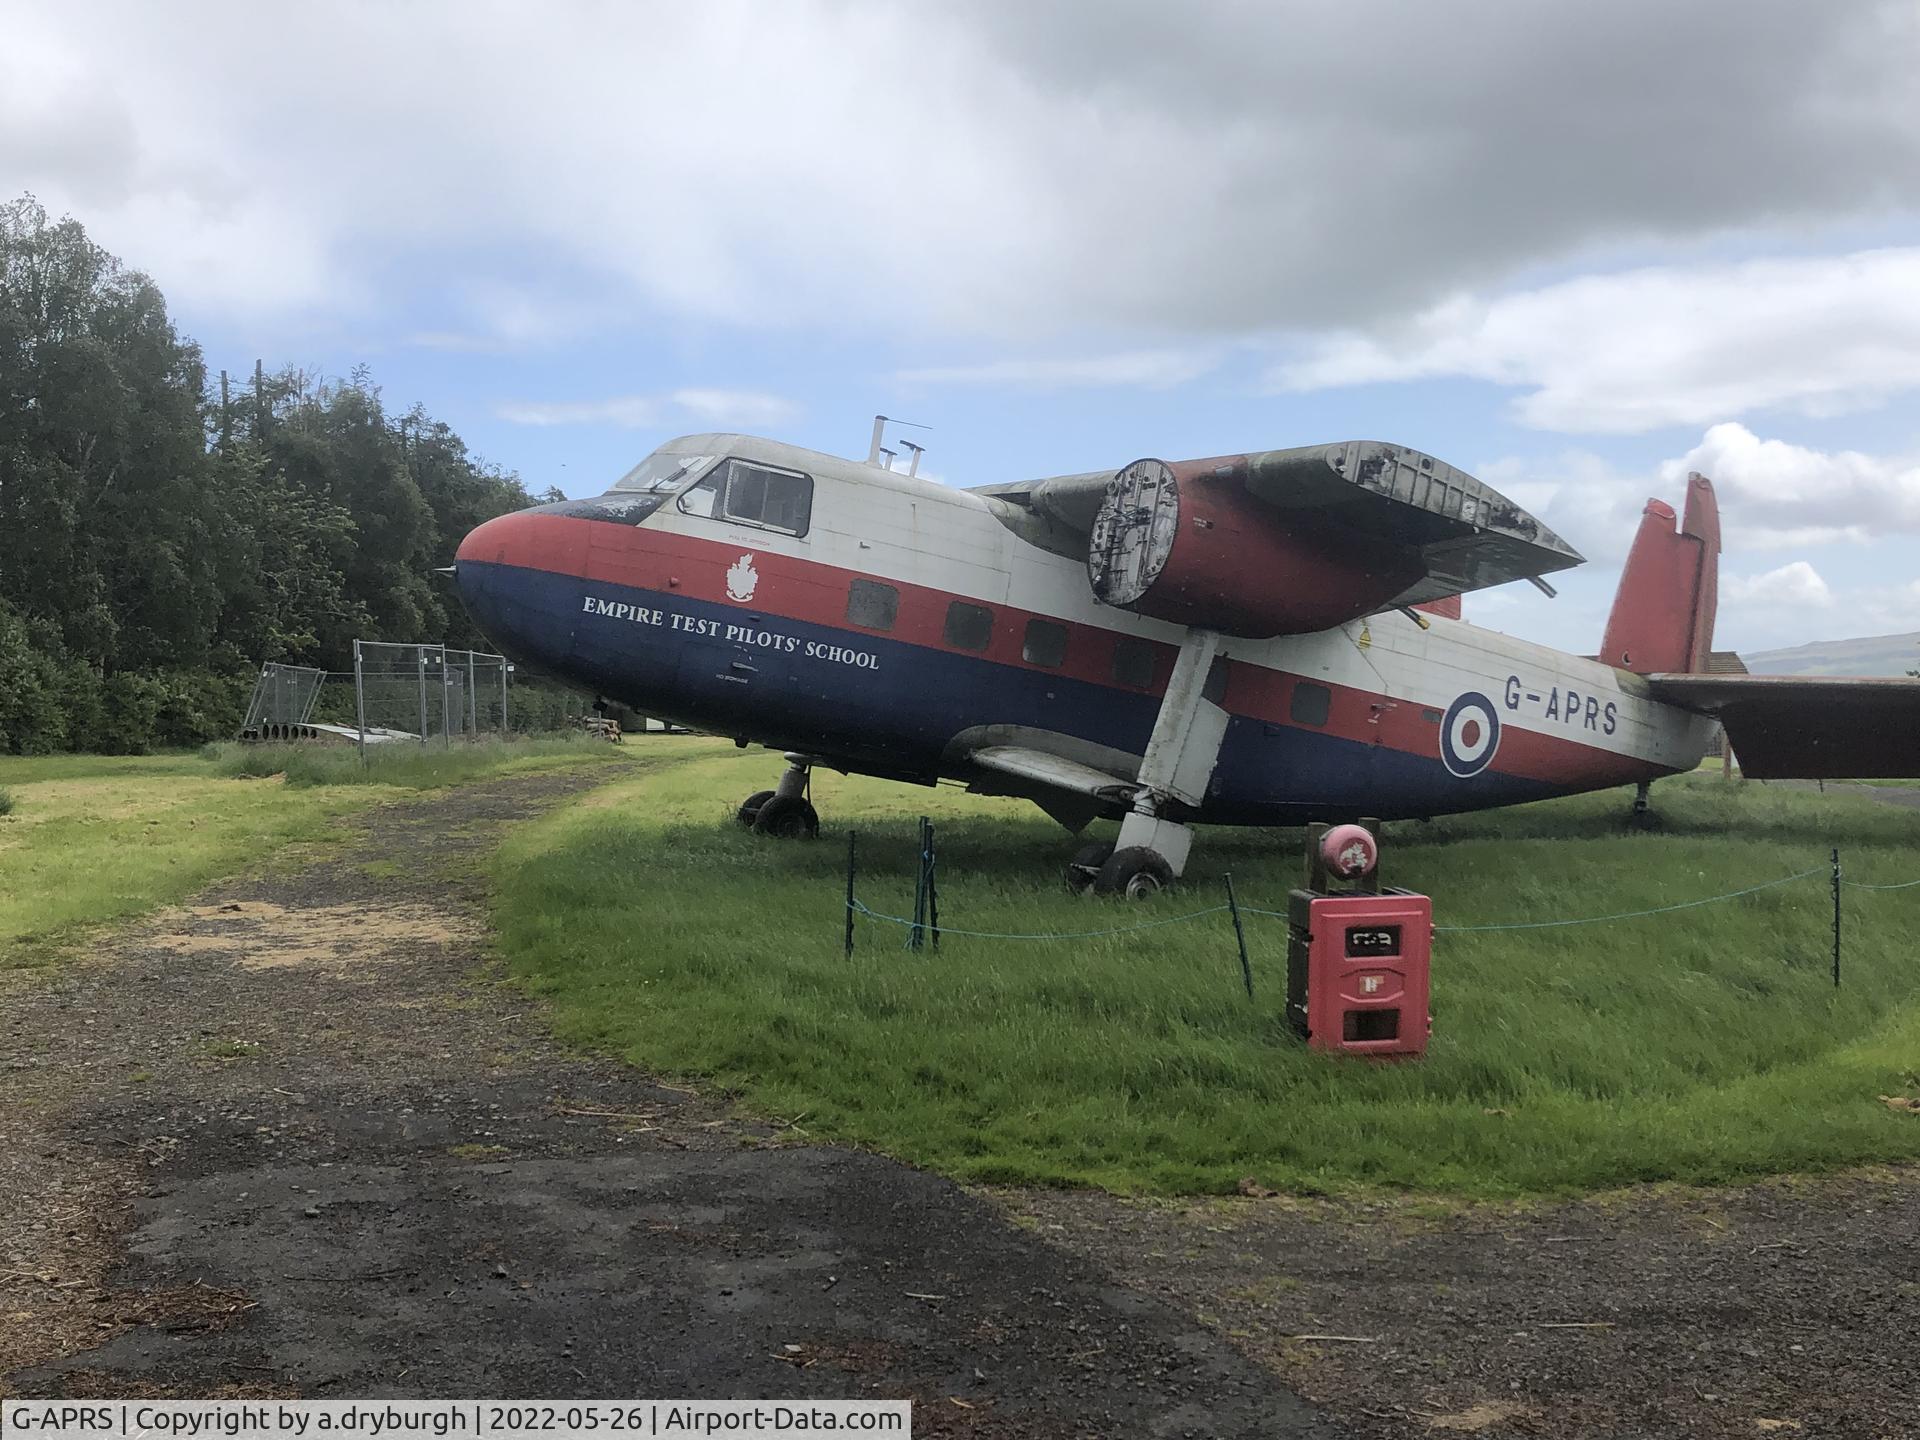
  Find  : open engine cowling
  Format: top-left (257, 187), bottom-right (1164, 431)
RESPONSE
top-left (1086, 456), bottom-right (1427, 638)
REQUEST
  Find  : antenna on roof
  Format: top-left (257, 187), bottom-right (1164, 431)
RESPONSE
top-left (866, 414), bottom-right (931, 466)
top-left (878, 447), bottom-right (897, 470)
top-left (900, 440), bottom-right (925, 477)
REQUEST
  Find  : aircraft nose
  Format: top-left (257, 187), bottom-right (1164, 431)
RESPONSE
top-left (456, 509), bottom-right (536, 568)
top-left (453, 508), bottom-right (585, 664)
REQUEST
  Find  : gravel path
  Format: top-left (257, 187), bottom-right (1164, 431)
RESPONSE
top-left (1011, 1169), bottom-right (1919, 1439)
top-left (5, 768), bottom-right (1914, 1438)
top-left (0, 771), bottom-right (1342, 1438)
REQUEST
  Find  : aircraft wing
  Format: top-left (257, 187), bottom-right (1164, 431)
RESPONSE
top-left (972, 441), bottom-right (1583, 611)
top-left (1646, 673), bottom-right (1920, 779)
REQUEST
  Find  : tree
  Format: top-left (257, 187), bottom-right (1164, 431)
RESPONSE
top-left (0, 195), bottom-right (222, 674)
top-left (0, 194), bottom-right (559, 752)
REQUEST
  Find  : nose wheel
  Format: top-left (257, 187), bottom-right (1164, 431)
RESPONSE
top-left (739, 755), bottom-right (820, 839)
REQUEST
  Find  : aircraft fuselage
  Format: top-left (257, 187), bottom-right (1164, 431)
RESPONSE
top-left (455, 434), bottom-right (1716, 826)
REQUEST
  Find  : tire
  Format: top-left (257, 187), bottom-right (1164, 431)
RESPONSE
top-left (1065, 840), bottom-right (1115, 896)
top-left (735, 789), bottom-right (777, 828)
top-left (753, 794), bottom-right (819, 840)
top-left (1094, 846), bottom-right (1173, 899)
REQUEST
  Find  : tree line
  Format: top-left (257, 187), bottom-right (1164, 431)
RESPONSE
top-left (0, 195), bottom-right (576, 753)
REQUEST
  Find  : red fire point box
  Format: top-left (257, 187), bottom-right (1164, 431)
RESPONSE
top-left (1285, 890), bottom-right (1433, 1058)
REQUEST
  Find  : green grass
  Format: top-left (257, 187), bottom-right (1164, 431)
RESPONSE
top-left (492, 743), bottom-right (1920, 1198)
top-left (0, 755), bottom-right (376, 968)
top-left (202, 734), bottom-right (620, 788)
top-left (0, 738), bottom-right (626, 969)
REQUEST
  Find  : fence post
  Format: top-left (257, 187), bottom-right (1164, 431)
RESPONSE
top-left (500, 662), bottom-right (510, 737)
top-left (927, 821), bottom-right (940, 951)
top-left (468, 657), bottom-right (478, 738)
top-left (1225, 872), bottom-right (1253, 1000)
top-left (844, 831), bottom-right (857, 957)
top-left (440, 648), bottom-right (452, 750)
top-left (1832, 847), bottom-right (1842, 988)
top-left (352, 640), bottom-right (368, 769)
top-left (416, 652), bottom-right (429, 748)
top-left (910, 816), bottom-right (933, 952)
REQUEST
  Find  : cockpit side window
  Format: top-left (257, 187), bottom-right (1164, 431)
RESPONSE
top-left (676, 472), bottom-right (721, 519)
top-left (677, 458), bottom-right (812, 537)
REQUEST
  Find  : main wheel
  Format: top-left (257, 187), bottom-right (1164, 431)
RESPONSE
top-left (1094, 846), bottom-right (1173, 899)
top-left (735, 789), bottom-right (777, 828)
top-left (753, 794), bottom-right (820, 839)
top-left (1065, 840), bottom-right (1115, 896)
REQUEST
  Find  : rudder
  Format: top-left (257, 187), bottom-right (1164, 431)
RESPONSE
top-left (1599, 472), bottom-right (1719, 674)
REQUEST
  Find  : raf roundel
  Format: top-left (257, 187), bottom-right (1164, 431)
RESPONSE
top-left (1439, 691), bottom-right (1502, 778)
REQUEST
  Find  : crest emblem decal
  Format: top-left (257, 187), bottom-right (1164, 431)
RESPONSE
top-left (725, 553), bottom-right (759, 603)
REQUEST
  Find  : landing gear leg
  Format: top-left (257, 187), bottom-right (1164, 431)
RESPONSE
top-left (1093, 627), bottom-right (1228, 897)
top-left (1628, 779), bottom-right (1656, 830)
top-left (744, 754), bottom-right (820, 839)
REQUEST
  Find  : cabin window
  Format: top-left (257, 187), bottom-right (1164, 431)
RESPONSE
top-left (944, 601), bottom-right (994, 652)
top-left (1203, 656), bottom-right (1230, 705)
top-left (1113, 635), bottom-right (1157, 689)
top-left (678, 458), bottom-right (812, 536)
top-left (845, 579), bottom-right (900, 632)
top-left (1290, 681), bottom-right (1332, 727)
top-left (1023, 618), bottom-right (1068, 668)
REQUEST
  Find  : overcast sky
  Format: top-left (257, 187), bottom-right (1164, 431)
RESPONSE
top-left (6, 0), bottom-right (1920, 658)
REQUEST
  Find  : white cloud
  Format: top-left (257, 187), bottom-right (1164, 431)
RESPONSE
top-left (1849, 580), bottom-right (1920, 638)
top-left (1660, 423), bottom-right (1920, 545)
top-left (1474, 430), bottom-right (1920, 653)
top-left (496, 389), bottom-right (796, 430)
top-left (668, 389), bottom-right (800, 428)
top-left (6, 2), bottom-right (1919, 343)
top-left (1479, 425), bottom-right (1920, 569)
top-left (1273, 249), bottom-right (1920, 434)
top-left (895, 349), bottom-right (1217, 390)
top-left (1724, 561), bottom-right (1836, 609)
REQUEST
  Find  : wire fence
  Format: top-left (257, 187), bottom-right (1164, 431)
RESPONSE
top-left (840, 829), bottom-right (1918, 990)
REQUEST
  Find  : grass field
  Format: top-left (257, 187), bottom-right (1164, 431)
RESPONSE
top-left (492, 741), bottom-right (1920, 1197)
top-left (202, 735), bottom-right (616, 788)
top-left (0, 740), bottom-right (623, 969)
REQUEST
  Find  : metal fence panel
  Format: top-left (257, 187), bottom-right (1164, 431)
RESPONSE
top-left (350, 641), bottom-right (511, 750)
top-left (241, 663), bottom-right (326, 733)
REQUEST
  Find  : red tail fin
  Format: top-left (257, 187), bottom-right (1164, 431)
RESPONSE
top-left (1599, 473), bottom-right (1719, 674)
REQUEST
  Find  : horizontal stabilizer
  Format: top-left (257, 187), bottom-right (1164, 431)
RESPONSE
top-left (1646, 673), bottom-right (1920, 779)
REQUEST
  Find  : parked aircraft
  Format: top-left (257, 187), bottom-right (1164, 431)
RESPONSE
top-left (453, 425), bottom-right (1920, 895)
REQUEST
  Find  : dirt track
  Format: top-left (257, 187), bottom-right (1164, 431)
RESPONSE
top-left (3, 770), bottom-right (1916, 1438)
top-left (0, 772), bottom-right (1337, 1437)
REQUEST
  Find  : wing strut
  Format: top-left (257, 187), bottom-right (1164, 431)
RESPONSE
top-left (1108, 627), bottom-right (1229, 884)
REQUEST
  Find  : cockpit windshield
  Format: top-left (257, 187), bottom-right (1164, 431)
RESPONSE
top-left (608, 451), bottom-right (715, 495)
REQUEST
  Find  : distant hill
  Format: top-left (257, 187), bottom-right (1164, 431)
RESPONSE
top-left (1744, 631), bottom-right (1920, 677)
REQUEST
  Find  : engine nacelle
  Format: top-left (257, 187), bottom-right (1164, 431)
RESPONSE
top-left (1086, 456), bottom-right (1425, 638)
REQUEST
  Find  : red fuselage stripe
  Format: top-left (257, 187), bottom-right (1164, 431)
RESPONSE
top-left (464, 510), bottom-right (1663, 790)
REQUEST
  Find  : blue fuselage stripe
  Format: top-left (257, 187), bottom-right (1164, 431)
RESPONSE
top-left (460, 560), bottom-right (1561, 823)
